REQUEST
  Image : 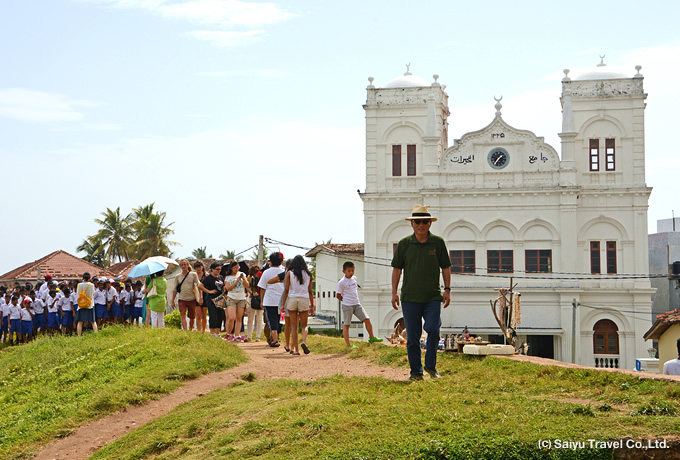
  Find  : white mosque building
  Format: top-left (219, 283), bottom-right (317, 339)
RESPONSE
top-left (310, 60), bottom-right (653, 370)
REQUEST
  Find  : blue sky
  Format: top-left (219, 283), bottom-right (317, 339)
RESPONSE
top-left (1, 0), bottom-right (679, 275)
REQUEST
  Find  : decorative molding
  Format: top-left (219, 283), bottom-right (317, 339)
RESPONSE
top-left (566, 79), bottom-right (644, 98)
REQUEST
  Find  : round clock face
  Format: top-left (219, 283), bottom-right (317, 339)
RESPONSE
top-left (488, 147), bottom-right (510, 169)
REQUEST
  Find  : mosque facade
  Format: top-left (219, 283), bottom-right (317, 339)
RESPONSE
top-left (356, 62), bottom-right (653, 369)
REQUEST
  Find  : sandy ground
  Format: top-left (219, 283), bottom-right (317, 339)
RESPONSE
top-left (34, 342), bottom-right (680, 460)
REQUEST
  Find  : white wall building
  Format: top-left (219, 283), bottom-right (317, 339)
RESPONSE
top-left (350, 62), bottom-right (654, 369)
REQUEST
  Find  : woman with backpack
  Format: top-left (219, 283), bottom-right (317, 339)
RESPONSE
top-left (75, 272), bottom-right (98, 336)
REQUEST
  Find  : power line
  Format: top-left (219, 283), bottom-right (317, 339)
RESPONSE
top-left (265, 237), bottom-right (667, 281)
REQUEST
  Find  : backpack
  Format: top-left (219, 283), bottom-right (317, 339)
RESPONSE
top-left (77, 282), bottom-right (92, 307)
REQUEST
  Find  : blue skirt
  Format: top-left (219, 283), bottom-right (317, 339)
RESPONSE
top-left (62, 310), bottom-right (74, 326)
top-left (110, 301), bottom-right (123, 318)
top-left (22, 320), bottom-right (33, 335)
top-left (95, 304), bottom-right (108, 319)
top-left (10, 318), bottom-right (21, 333)
top-left (33, 314), bottom-right (47, 329)
top-left (48, 312), bottom-right (60, 327)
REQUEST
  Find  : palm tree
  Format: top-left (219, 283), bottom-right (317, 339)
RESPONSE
top-left (250, 246), bottom-right (270, 261)
top-left (191, 246), bottom-right (212, 259)
top-left (77, 236), bottom-right (108, 267)
top-left (219, 249), bottom-right (243, 261)
top-left (92, 207), bottom-right (134, 263)
top-left (129, 207), bottom-right (180, 259)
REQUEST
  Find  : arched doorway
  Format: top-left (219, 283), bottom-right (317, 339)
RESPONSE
top-left (593, 319), bottom-right (619, 368)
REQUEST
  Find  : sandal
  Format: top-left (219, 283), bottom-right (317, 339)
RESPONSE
top-left (301, 343), bottom-right (310, 354)
top-left (292, 351), bottom-right (300, 355)
top-left (284, 346), bottom-right (290, 352)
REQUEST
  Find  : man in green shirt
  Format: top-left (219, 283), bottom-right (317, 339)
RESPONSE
top-left (392, 205), bottom-right (451, 382)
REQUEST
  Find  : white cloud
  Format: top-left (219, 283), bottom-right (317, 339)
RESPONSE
top-left (0, 88), bottom-right (95, 122)
top-left (76, 0), bottom-right (297, 27)
top-left (83, 122), bottom-right (122, 131)
top-left (196, 68), bottom-right (290, 77)
top-left (185, 30), bottom-right (264, 47)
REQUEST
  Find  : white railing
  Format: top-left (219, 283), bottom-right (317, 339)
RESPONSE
top-left (594, 355), bottom-right (619, 369)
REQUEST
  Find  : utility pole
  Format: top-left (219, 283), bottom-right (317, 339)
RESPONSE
top-left (257, 235), bottom-right (264, 266)
top-left (572, 298), bottom-right (579, 363)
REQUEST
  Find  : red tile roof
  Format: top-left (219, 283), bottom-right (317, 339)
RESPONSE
top-left (644, 308), bottom-right (680, 341)
top-left (305, 243), bottom-right (364, 258)
top-left (107, 260), bottom-right (140, 278)
top-left (0, 250), bottom-right (116, 284)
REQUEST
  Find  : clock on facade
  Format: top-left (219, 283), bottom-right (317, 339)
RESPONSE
top-left (488, 147), bottom-right (510, 169)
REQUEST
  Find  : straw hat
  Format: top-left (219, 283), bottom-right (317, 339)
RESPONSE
top-left (405, 205), bottom-right (437, 222)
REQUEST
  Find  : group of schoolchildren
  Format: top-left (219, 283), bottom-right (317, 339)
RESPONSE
top-left (0, 273), bottom-right (147, 345)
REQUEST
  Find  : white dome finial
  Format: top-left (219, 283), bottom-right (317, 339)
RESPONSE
top-left (598, 55), bottom-right (606, 67)
top-left (494, 96), bottom-right (503, 116)
top-left (404, 63), bottom-right (412, 76)
top-left (367, 76), bottom-right (375, 88)
top-left (432, 74), bottom-right (440, 87)
top-left (562, 69), bottom-right (571, 82)
top-left (634, 65), bottom-right (643, 78)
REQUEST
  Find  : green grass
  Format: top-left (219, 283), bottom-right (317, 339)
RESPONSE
top-left (91, 335), bottom-right (680, 459)
top-left (0, 326), bottom-right (246, 459)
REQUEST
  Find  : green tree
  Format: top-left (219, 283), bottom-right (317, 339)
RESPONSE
top-left (77, 236), bottom-right (108, 267)
top-left (92, 207), bottom-right (134, 264)
top-left (191, 246), bottom-right (212, 259)
top-left (129, 206), bottom-right (180, 260)
top-left (219, 249), bottom-right (243, 261)
top-left (250, 246), bottom-right (270, 261)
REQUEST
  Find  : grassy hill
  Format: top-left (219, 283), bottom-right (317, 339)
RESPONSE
top-left (1, 330), bottom-right (678, 459)
top-left (93, 336), bottom-right (679, 460)
top-left (0, 327), bottom-right (246, 459)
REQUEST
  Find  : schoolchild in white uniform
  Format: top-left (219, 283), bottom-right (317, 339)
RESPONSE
top-left (118, 282), bottom-right (131, 324)
top-left (45, 290), bottom-right (60, 334)
top-left (29, 291), bottom-right (47, 335)
top-left (132, 281), bottom-right (144, 325)
top-left (94, 279), bottom-right (108, 324)
top-left (8, 296), bottom-right (22, 345)
top-left (20, 298), bottom-right (34, 343)
top-left (108, 281), bottom-right (122, 324)
top-left (57, 288), bottom-right (74, 334)
top-left (0, 294), bottom-right (10, 342)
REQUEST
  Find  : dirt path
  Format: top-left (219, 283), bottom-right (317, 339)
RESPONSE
top-left (34, 344), bottom-right (680, 459)
top-left (34, 341), bottom-right (407, 460)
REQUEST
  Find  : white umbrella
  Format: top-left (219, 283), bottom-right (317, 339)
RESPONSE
top-left (144, 256), bottom-right (179, 268)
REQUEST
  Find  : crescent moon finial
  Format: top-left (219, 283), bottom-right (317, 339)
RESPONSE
top-left (494, 96), bottom-right (503, 116)
top-left (598, 55), bottom-right (606, 66)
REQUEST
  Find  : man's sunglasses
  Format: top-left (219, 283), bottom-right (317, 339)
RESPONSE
top-left (413, 219), bottom-right (431, 225)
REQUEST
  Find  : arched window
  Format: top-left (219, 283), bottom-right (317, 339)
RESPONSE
top-left (593, 319), bottom-right (619, 354)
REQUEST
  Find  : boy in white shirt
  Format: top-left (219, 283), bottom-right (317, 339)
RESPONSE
top-left (132, 281), bottom-right (144, 325)
top-left (20, 298), bottom-right (34, 343)
top-left (8, 296), bottom-right (22, 345)
top-left (119, 282), bottom-right (131, 324)
top-left (0, 294), bottom-right (10, 342)
top-left (46, 290), bottom-right (60, 334)
top-left (30, 291), bottom-right (47, 336)
top-left (57, 287), bottom-right (74, 334)
top-left (336, 261), bottom-right (382, 348)
top-left (94, 280), bottom-right (108, 325)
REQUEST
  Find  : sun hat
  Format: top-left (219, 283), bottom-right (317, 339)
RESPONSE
top-left (405, 205), bottom-right (438, 222)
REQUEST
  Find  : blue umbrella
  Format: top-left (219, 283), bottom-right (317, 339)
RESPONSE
top-left (128, 260), bottom-right (168, 278)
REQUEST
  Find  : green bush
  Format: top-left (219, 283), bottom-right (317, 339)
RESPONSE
top-left (165, 310), bottom-right (181, 329)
